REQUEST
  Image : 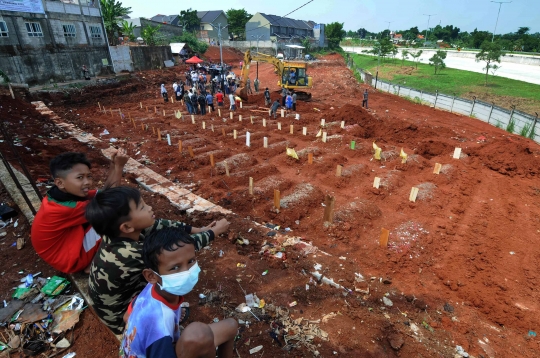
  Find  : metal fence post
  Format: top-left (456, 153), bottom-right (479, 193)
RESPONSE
top-left (469, 96), bottom-right (476, 117)
top-left (508, 105), bottom-right (516, 129)
top-left (450, 94), bottom-right (456, 113)
top-left (434, 90), bottom-right (438, 108)
top-left (487, 103), bottom-right (495, 124)
top-left (531, 112), bottom-right (539, 140)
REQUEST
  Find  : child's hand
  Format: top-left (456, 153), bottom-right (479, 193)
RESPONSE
top-left (112, 148), bottom-right (129, 168)
top-left (208, 218), bottom-right (230, 236)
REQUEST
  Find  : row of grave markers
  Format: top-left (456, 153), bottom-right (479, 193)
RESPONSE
top-left (98, 102), bottom-right (463, 241)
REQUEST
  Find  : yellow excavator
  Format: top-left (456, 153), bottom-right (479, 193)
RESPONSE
top-left (236, 49), bottom-right (313, 101)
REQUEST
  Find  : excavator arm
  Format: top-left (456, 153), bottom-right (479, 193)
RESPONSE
top-left (237, 50), bottom-right (284, 100)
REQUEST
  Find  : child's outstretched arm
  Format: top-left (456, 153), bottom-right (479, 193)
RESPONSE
top-left (143, 218), bottom-right (230, 251)
top-left (103, 148), bottom-right (129, 188)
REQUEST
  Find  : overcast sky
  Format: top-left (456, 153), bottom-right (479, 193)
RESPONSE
top-left (122, 0), bottom-right (538, 35)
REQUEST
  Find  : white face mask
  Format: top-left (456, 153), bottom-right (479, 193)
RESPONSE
top-left (154, 262), bottom-right (201, 296)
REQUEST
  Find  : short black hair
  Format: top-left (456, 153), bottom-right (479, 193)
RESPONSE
top-left (50, 152), bottom-right (91, 178)
top-left (85, 186), bottom-right (141, 238)
top-left (143, 227), bottom-right (195, 272)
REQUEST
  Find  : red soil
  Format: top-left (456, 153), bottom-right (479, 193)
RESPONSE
top-left (1, 50), bottom-right (539, 357)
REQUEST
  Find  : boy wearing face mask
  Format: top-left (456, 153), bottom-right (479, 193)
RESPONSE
top-left (121, 227), bottom-right (238, 358)
top-left (85, 186), bottom-right (230, 335)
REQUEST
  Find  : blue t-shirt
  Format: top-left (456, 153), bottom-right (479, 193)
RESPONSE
top-left (120, 283), bottom-right (183, 358)
top-left (206, 94), bottom-right (213, 104)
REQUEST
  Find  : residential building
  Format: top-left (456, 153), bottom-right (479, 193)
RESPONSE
top-left (245, 12), bottom-right (325, 55)
top-left (0, 0), bottom-right (109, 84)
top-left (196, 10), bottom-right (228, 42)
top-left (150, 14), bottom-right (180, 26)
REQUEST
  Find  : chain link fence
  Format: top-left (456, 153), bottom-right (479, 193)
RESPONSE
top-left (346, 56), bottom-right (539, 144)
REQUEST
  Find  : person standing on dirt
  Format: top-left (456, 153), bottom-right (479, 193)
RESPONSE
top-left (264, 88), bottom-right (271, 106)
top-left (281, 86), bottom-right (287, 106)
top-left (216, 90), bottom-right (224, 108)
top-left (185, 72), bottom-right (191, 87)
top-left (254, 78), bottom-right (260, 93)
top-left (160, 84), bottom-right (168, 103)
top-left (270, 99), bottom-right (280, 119)
top-left (292, 90), bottom-right (297, 111)
top-left (362, 89), bottom-right (369, 109)
top-left (285, 91), bottom-right (293, 112)
top-left (191, 89), bottom-right (199, 114)
top-left (206, 92), bottom-right (214, 112)
top-left (198, 92), bottom-right (207, 115)
top-left (229, 93), bottom-right (236, 111)
top-left (184, 91), bottom-right (193, 114)
top-left (81, 65), bottom-right (90, 80)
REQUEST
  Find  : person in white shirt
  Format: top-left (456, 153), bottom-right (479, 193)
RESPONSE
top-left (229, 93), bottom-right (236, 110)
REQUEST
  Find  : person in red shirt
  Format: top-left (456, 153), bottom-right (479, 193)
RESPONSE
top-left (215, 90), bottom-right (224, 107)
top-left (31, 149), bottom-right (128, 273)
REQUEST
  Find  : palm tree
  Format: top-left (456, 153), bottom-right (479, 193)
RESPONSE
top-left (100, 0), bottom-right (131, 45)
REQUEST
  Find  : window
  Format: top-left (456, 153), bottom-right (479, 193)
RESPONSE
top-left (63, 24), bottom-right (76, 37)
top-left (25, 22), bottom-right (43, 37)
top-left (0, 21), bottom-right (8, 37)
top-left (89, 25), bottom-right (102, 38)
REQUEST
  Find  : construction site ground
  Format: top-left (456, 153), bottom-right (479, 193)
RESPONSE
top-left (0, 46), bottom-right (539, 357)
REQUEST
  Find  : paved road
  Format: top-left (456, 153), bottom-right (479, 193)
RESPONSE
top-left (342, 46), bottom-right (540, 85)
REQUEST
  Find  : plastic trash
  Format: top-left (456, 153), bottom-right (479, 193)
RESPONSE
top-left (109, 138), bottom-right (118, 142)
top-left (99, 129), bottom-right (110, 136)
top-left (249, 345), bottom-right (263, 354)
top-left (62, 353), bottom-right (77, 358)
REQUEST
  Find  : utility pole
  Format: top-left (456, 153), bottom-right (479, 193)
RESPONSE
top-left (423, 14), bottom-right (436, 47)
top-left (210, 22), bottom-right (229, 91)
top-left (251, 35), bottom-right (264, 80)
top-left (491, 1), bottom-right (512, 42)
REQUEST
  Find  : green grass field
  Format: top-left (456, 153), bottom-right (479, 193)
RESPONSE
top-left (350, 54), bottom-right (540, 114)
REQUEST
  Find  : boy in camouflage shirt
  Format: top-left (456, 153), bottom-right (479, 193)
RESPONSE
top-left (85, 186), bottom-right (230, 334)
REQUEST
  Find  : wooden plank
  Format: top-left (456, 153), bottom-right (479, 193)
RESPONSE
top-left (274, 189), bottom-right (280, 211)
top-left (249, 177), bottom-right (253, 195)
top-left (409, 187), bottom-right (419, 202)
top-left (373, 177), bottom-right (380, 189)
top-left (453, 147), bottom-right (462, 159)
top-left (336, 165), bottom-right (342, 177)
top-left (433, 163), bottom-right (442, 174)
top-left (308, 153), bottom-right (313, 164)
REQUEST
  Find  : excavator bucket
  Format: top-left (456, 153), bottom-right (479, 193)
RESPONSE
top-left (236, 86), bottom-right (248, 101)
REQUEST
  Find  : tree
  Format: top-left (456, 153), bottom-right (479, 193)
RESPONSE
top-left (170, 32), bottom-right (208, 54)
top-left (517, 27), bottom-right (530, 36)
top-left (410, 49), bottom-right (423, 69)
top-left (226, 9), bottom-right (251, 40)
top-left (179, 8), bottom-right (200, 32)
top-left (371, 37), bottom-right (395, 60)
top-left (121, 20), bottom-right (136, 41)
top-left (100, 0), bottom-right (131, 45)
top-left (141, 24), bottom-right (161, 46)
top-left (476, 41), bottom-right (503, 85)
top-left (400, 49), bottom-right (409, 67)
top-left (371, 37), bottom-right (394, 61)
top-left (429, 50), bottom-right (447, 74)
top-left (301, 38), bottom-right (312, 53)
top-left (326, 22), bottom-right (346, 49)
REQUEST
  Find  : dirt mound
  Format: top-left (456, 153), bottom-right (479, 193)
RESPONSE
top-left (203, 46), bottom-right (244, 64)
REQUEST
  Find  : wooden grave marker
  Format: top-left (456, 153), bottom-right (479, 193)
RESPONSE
top-left (188, 146), bottom-right (194, 158)
top-left (308, 153), bottom-right (313, 164)
top-left (277, 122), bottom-right (282, 130)
top-left (322, 131), bottom-right (327, 143)
top-left (263, 137), bottom-right (268, 148)
top-left (263, 118), bottom-right (266, 127)
top-left (290, 124), bottom-right (294, 134)
top-left (409, 187), bottom-right (419, 202)
top-left (281, 109), bottom-right (284, 117)
top-left (379, 228), bottom-right (389, 247)
top-left (433, 163), bottom-right (442, 174)
top-left (166, 134), bottom-right (171, 146)
top-left (178, 140), bottom-right (183, 152)
top-left (336, 165), bottom-right (342, 177)
top-left (239, 115), bottom-right (242, 122)
top-left (230, 112), bottom-right (233, 119)
top-left (246, 131), bottom-right (251, 147)
top-left (224, 161), bottom-right (230, 176)
top-left (323, 195), bottom-right (335, 223)
top-left (373, 177), bottom-right (381, 189)
top-left (341, 121), bottom-right (345, 128)
top-left (274, 189), bottom-right (281, 212)
top-left (222, 128), bottom-right (226, 137)
top-left (453, 147), bottom-right (462, 159)
top-left (157, 129), bottom-right (161, 141)
top-left (302, 127), bottom-right (307, 136)
top-left (210, 154), bottom-right (215, 167)
top-left (233, 130), bottom-right (237, 139)
top-left (249, 177), bottom-right (253, 195)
